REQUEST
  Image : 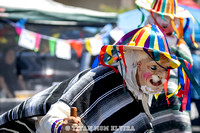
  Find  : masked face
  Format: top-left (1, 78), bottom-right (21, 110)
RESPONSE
top-left (136, 54), bottom-right (170, 93)
top-left (156, 16), bottom-right (174, 36)
top-left (155, 15), bottom-right (178, 46)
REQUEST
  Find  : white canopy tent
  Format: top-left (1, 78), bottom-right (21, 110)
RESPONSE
top-left (0, 0), bottom-right (118, 25)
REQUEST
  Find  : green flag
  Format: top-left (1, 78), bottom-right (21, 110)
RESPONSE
top-left (49, 38), bottom-right (57, 56)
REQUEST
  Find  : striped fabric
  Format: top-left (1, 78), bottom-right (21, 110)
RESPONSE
top-left (0, 75), bottom-right (76, 132)
top-left (0, 118), bottom-right (36, 133)
top-left (51, 119), bottom-right (63, 133)
top-left (128, 24), bottom-right (170, 53)
top-left (0, 66), bottom-right (153, 132)
top-left (99, 24), bottom-right (180, 73)
top-left (60, 65), bottom-right (153, 133)
top-left (149, 43), bottom-right (193, 132)
top-left (126, 24), bottom-right (180, 70)
top-left (150, 0), bottom-right (177, 17)
top-left (150, 69), bottom-right (192, 132)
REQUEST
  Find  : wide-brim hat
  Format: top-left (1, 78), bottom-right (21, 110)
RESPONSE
top-left (98, 24), bottom-right (180, 70)
top-left (135, 0), bottom-right (194, 19)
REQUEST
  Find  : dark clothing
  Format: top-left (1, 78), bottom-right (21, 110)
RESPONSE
top-left (60, 65), bottom-right (152, 132)
top-left (0, 61), bottom-right (21, 95)
top-left (0, 65), bottom-right (153, 132)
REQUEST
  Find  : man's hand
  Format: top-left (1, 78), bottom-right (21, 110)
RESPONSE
top-left (61, 116), bottom-right (81, 133)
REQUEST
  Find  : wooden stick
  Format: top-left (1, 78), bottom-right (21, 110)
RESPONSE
top-left (70, 107), bottom-right (77, 117)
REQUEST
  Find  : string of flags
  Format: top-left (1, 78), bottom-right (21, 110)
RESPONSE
top-left (4, 19), bottom-right (125, 60)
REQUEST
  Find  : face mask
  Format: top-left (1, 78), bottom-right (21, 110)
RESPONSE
top-left (140, 74), bottom-right (166, 94)
top-left (166, 36), bottom-right (178, 47)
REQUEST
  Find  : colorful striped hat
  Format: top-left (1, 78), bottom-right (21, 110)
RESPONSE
top-left (135, 0), bottom-right (194, 19)
top-left (98, 24), bottom-right (180, 71)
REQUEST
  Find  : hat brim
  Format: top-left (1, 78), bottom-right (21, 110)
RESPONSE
top-left (108, 45), bottom-right (180, 68)
top-left (136, 0), bottom-right (194, 19)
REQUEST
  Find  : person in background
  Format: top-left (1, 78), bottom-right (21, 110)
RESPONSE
top-left (136, 0), bottom-right (197, 132)
top-left (0, 47), bottom-right (27, 98)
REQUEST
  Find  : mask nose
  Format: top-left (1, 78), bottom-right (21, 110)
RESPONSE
top-left (152, 75), bottom-right (160, 83)
top-left (154, 69), bottom-right (167, 80)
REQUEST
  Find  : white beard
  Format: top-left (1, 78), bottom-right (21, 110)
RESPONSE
top-left (141, 85), bottom-right (161, 95)
top-left (166, 36), bottom-right (177, 47)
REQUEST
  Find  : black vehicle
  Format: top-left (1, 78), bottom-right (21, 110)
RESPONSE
top-left (16, 51), bottom-right (80, 90)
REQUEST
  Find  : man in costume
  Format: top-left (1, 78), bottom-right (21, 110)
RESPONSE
top-left (135, 0), bottom-right (198, 132)
top-left (0, 24), bottom-right (197, 133)
top-left (35, 24), bottom-right (185, 133)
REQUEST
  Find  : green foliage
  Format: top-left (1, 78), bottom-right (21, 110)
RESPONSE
top-left (99, 4), bottom-right (136, 14)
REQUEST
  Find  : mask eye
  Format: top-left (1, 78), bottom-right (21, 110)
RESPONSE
top-left (151, 65), bottom-right (157, 70)
top-left (163, 25), bottom-right (168, 28)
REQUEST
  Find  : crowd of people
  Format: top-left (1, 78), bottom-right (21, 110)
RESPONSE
top-left (0, 0), bottom-right (200, 132)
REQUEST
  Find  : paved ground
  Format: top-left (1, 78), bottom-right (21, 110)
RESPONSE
top-left (191, 102), bottom-right (200, 133)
